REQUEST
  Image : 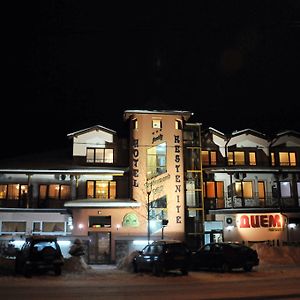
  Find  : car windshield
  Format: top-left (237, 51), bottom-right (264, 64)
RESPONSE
top-left (33, 241), bottom-right (57, 252)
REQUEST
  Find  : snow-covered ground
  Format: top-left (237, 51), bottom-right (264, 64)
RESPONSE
top-left (1, 243), bottom-right (300, 277)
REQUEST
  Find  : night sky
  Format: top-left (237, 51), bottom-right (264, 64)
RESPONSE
top-left (3, 1), bottom-right (300, 158)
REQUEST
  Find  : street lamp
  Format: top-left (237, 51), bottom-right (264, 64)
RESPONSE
top-left (146, 181), bottom-right (152, 244)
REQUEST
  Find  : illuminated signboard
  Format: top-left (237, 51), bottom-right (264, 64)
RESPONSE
top-left (237, 214), bottom-right (284, 230)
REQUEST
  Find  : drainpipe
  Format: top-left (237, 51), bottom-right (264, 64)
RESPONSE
top-left (225, 136), bottom-right (234, 208)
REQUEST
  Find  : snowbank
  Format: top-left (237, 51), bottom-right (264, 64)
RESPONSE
top-left (63, 256), bottom-right (92, 273)
top-left (252, 244), bottom-right (300, 265)
top-left (1, 245), bottom-right (300, 276)
top-left (116, 250), bottom-right (139, 272)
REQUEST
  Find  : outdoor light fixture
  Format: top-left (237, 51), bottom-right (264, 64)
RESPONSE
top-left (288, 223), bottom-right (296, 229)
top-left (78, 223), bottom-right (84, 230)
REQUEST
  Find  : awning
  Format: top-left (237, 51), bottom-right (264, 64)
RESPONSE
top-left (64, 199), bottom-right (141, 208)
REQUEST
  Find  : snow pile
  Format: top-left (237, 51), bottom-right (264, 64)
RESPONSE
top-left (252, 244), bottom-right (300, 265)
top-left (63, 256), bottom-right (92, 273)
top-left (116, 250), bottom-right (139, 272)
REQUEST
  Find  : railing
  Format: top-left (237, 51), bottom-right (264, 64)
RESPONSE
top-left (203, 192), bottom-right (300, 210)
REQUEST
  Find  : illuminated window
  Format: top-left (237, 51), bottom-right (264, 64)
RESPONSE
top-left (203, 181), bottom-right (224, 208)
top-left (86, 148), bottom-right (114, 164)
top-left (175, 119), bottom-right (182, 129)
top-left (228, 151), bottom-right (245, 166)
top-left (147, 142), bottom-right (167, 179)
top-left (42, 222), bottom-right (65, 232)
top-left (203, 182), bottom-right (224, 198)
top-left (249, 152), bottom-right (256, 166)
top-left (87, 180), bottom-right (116, 199)
top-left (258, 181), bottom-right (265, 207)
top-left (202, 150), bottom-right (217, 166)
top-left (235, 181), bottom-right (253, 198)
top-left (1, 221), bottom-right (26, 233)
top-left (89, 216), bottom-right (111, 228)
top-left (0, 185), bottom-right (7, 199)
top-left (39, 184), bottom-right (70, 200)
top-left (33, 221), bottom-right (67, 234)
top-left (185, 172), bottom-right (202, 207)
top-left (133, 118), bottom-right (138, 129)
top-left (280, 181), bottom-right (291, 198)
top-left (279, 152), bottom-right (296, 166)
top-left (0, 184), bottom-right (28, 200)
top-left (152, 119), bottom-right (162, 129)
top-left (271, 152), bottom-right (275, 166)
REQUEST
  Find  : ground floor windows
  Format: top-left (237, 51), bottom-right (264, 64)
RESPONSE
top-left (89, 216), bottom-right (111, 228)
top-left (1, 221), bottom-right (26, 234)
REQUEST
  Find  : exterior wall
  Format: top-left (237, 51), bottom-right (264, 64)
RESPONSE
top-left (215, 212), bottom-right (297, 246)
top-left (72, 130), bottom-right (114, 157)
top-left (71, 207), bottom-right (146, 262)
top-left (128, 113), bottom-right (186, 241)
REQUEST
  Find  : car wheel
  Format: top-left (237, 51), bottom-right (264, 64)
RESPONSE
top-left (243, 264), bottom-right (253, 272)
top-left (54, 266), bottom-right (62, 276)
top-left (181, 268), bottom-right (188, 276)
top-left (221, 263), bottom-right (231, 273)
top-left (132, 261), bottom-right (139, 273)
top-left (23, 265), bottom-right (32, 278)
top-left (152, 263), bottom-right (162, 276)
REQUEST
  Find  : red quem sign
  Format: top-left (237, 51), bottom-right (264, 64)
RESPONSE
top-left (238, 214), bottom-right (284, 229)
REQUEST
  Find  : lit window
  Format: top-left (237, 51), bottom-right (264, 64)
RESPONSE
top-left (39, 184), bottom-right (70, 200)
top-left (235, 181), bottom-right (253, 198)
top-left (249, 152), bottom-right (256, 166)
top-left (258, 181), bottom-right (265, 207)
top-left (86, 148), bottom-right (114, 164)
top-left (147, 142), bottom-right (167, 179)
top-left (202, 150), bottom-right (217, 166)
top-left (1, 221), bottom-right (26, 233)
top-left (175, 119), bottom-right (182, 129)
top-left (42, 222), bottom-right (65, 232)
top-left (152, 119), bottom-right (162, 129)
top-left (89, 216), bottom-right (111, 228)
top-left (133, 119), bottom-right (138, 129)
top-left (280, 181), bottom-right (291, 198)
top-left (271, 152), bottom-right (275, 166)
top-left (87, 180), bottom-right (116, 199)
top-left (278, 152), bottom-right (296, 166)
top-left (228, 151), bottom-right (245, 166)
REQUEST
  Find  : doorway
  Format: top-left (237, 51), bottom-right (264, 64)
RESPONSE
top-left (88, 232), bottom-right (111, 264)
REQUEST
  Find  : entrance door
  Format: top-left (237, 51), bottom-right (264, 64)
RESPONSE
top-left (88, 232), bottom-right (111, 264)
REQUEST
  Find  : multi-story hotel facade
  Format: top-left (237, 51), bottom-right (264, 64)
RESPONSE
top-left (0, 110), bottom-right (299, 264)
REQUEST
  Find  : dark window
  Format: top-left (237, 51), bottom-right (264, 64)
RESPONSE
top-left (89, 216), bottom-right (111, 228)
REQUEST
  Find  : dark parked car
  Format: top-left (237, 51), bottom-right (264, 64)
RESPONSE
top-left (15, 235), bottom-right (64, 277)
top-left (132, 240), bottom-right (191, 276)
top-left (191, 242), bottom-right (259, 272)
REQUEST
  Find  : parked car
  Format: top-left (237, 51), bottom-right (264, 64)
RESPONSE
top-left (15, 235), bottom-right (64, 277)
top-left (132, 240), bottom-right (191, 276)
top-left (190, 242), bottom-right (259, 272)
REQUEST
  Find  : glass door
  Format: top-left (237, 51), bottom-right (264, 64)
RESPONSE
top-left (88, 232), bottom-right (111, 264)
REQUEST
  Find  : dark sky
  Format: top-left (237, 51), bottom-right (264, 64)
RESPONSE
top-left (3, 1), bottom-right (300, 158)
